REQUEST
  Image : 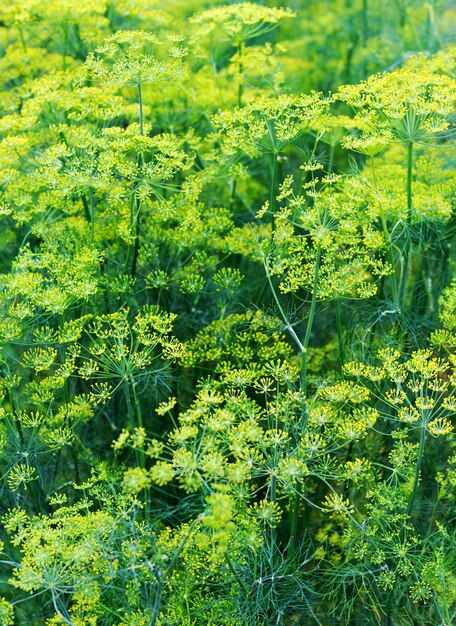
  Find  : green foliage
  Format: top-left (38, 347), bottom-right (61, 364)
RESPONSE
top-left (0, 2), bottom-right (455, 625)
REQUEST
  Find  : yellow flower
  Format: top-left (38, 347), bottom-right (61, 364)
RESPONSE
top-left (149, 461), bottom-right (175, 486)
top-left (250, 500), bottom-right (282, 527)
top-left (322, 493), bottom-right (354, 517)
top-left (122, 467), bottom-right (151, 494)
top-left (428, 418), bottom-right (453, 436)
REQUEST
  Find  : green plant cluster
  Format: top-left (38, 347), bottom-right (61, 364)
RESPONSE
top-left (0, 1), bottom-right (455, 625)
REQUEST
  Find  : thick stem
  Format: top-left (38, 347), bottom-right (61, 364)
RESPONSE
top-left (372, 156), bottom-right (399, 307)
top-left (343, 42), bottom-right (354, 84)
top-left (130, 205), bottom-right (141, 278)
top-left (335, 297), bottom-right (345, 374)
top-left (396, 0), bottom-right (406, 29)
top-left (328, 142), bottom-right (335, 174)
top-left (398, 140), bottom-right (413, 310)
top-left (270, 151), bottom-right (278, 220)
top-left (270, 470), bottom-right (277, 548)
top-left (18, 26), bottom-right (27, 53)
top-left (361, 0), bottom-right (369, 76)
top-left (124, 380), bottom-right (135, 429)
top-left (7, 390), bottom-right (24, 446)
top-left (264, 259), bottom-right (304, 353)
top-left (288, 492), bottom-right (299, 553)
top-left (62, 25), bottom-right (68, 71)
top-left (385, 424), bottom-right (426, 621)
top-left (229, 179), bottom-right (236, 211)
top-left (138, 82), bottom-right (144, 137)
top-left (125, 377), bottom-right (145, 469)
top-left (407, 425), bottom-right (426, 519)
top-left (129, 375), bottom-right (143, 431)
top-left (89, 192), bottom-right (95, 246)
top-left (289, 245), bottom-right (321, 551)
top-left (300, 245), bottom-right (322, 398)
top-left (71, 445), bottom-right (81, 485)
top-left (406, 140), bottom-right (413, 226)
top-left (129, 82), bottom-right (145, 277)
top-left (426, 3), bottom-right (441, 50)
top-left (225, 552), bottom-right (249, 594)
top-left (237, 41), bottom-right (244, 108)
top-left (149, 568), bottom-right (163, 626)
top-left (81, 194), bottom-right (94, 245)
top-left (362, 0), bottom-right (369, 46)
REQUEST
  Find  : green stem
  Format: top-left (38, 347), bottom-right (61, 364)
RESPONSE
top-left (288, 494), bottom-right (299, 552)
top-left (125, 377), bottom-right (144, 469)
top-left (407, 425), bottom-right (426, 519)
top-left (270, 470), bottom-right (277, 548)
top-left (130, 200), bottom-right (141, 278)
top-left (129, 82), bottom-right (145, 277)
top-left (381, 211), bottom-right (399, 306)
top-left (129, 375), bottom-right (143, 431)
top-left (253, 548), bottom-right (258, 582)
top-left (264, 259), bottom-right (304, 353)
top-left (89, 191), bottom-right (95, 246)
top-left (18, 26), bottom-right (27, 53)
top-left (125, 381), bottom-right (135, 429)
top-left (61, 25), bottom-right (68, 71)
top-left (7, 390), bottom-right (24, 446)
top-left (343, 41), bottom-right (354, 83)
top-left (301, 245), bottom-right (322, 399)
top-left (81, 194), bottom-right (94, 245)
top-left (406, 140), bottom-right (413, 226)
top-left (372, 156), bottom-right (399, 307)
top-left (270, 151), bottom-right (278, 219)
top-left (398, 140), bottom-right (413, 310)
top-left (225, 552), bottom-right (249, 594)
top-left (361, 0), bottom-right (369, 76)
top-left (71, 444), bottom-right (81, 485)
top-left (335, 297), bottom-right (345, 374)
top-left (386, 423), bottom-right (427, 620)
top-left (396, 0), bottom-right (406, 29)
top-left (149, 568), bottom-right (163, 626)
top-left (362, 0), bottom-right (369, 47)
top-left (237, 41), bottom-right (244, 108)
top-left (138, 82), bottom-right (144, 137)
top-left (328, 142), bottom-right (335, 174)
top-left (229, 179), bottom-right (237, 211)
top-left (289, 245), bottom-right (321, 551)
top-left (426, 2), bottom-right (442, 50)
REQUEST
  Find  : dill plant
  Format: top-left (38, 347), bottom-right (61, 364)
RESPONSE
top-left (0, 3), bottom-right (454, 626)
top-left (189, 3), bottom-right (294, 107)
